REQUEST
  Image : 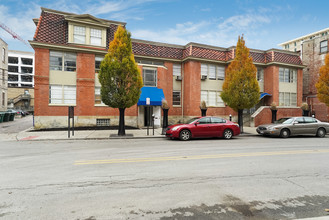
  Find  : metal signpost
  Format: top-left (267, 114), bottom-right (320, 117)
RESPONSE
top-left (68, 106), bottom-right (74, 138)
top-left (146, 98), bottom-right (150, 135)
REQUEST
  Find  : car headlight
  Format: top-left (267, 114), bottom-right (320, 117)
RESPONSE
top-left (172, 126), bottom-right (181, 131)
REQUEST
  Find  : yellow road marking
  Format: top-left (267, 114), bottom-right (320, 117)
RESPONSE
top-left (74, 149), bottom-right (329, 165)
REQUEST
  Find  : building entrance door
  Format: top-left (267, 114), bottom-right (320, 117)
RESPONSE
top-left (144, 106), bottom-right (153, 126)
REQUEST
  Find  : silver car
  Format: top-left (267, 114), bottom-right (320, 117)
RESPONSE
top-left (256, 117), bottom-right (329, 138)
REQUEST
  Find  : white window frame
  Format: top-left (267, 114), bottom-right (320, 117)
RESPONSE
top-left (257, 68), bottom-right (264, 81)
top-left (173, 91), bottom-right (181, 106)
top-left (90, 28), bottom-right (102, 46)
top-left (279, 67), bottom-right (297, 83)
top-left (94, 86), bottom-right (105, 105)
top-left (73, 26), bottom-right (86, 44)
top-left (320, 40), bottom-right (328, 53)
top-left (279, 92), bottom-right (297, 106)
top-left (95, 56), bottom-right (104, 73)
top-left (49, 85), bottom-right (76, 105)
top-left (50, 51), bottom-right (76, 72)
top-left (143, 68), bottom-right (157, 87)
top-left (173, 64), bottom-right (181, 77)
top-left (201, 90), bottom-right (225, 107)
top-left (201, 63), bottom-right (225, 80)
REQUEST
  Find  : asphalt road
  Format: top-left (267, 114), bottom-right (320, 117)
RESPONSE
top-left (0, 135), bottom-right (329, 219)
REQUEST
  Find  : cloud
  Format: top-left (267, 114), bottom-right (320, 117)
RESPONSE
top-left (0, 3), bottom-right (40, 50)
top-left (131, 11), bottom-right (272, 49)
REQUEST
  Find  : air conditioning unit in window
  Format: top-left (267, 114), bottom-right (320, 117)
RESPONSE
top-left (176, 75), bottom-right (182, 81)
top-left (201, 75), bottom-right (207, 80)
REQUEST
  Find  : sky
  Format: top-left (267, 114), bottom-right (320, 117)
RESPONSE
top-left (1, 0), bottom-right (329, 52)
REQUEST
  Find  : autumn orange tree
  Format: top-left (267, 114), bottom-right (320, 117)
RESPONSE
top-left (99, 26), bottom-right (143, 136)
top-left (315, 53), bottom-right (329, 106)
top-left (220, 36), bottom-right (260, 132)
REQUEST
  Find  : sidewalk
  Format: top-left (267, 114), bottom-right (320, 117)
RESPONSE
top-left (14, 126), bottom-right (258, 141)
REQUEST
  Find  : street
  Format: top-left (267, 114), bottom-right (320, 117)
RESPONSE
top-left (0, 132), bottom-right (329, 219)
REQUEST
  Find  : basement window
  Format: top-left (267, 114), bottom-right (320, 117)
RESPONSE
top-left (96, 119), bottom-right (110, 126)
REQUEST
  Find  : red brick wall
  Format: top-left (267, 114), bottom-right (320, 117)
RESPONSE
top-left (264, 65), bottom-right (279, 105)
top-left (254, 107), bottom-right (302, 126)
top-left (34, 48), bottom-right (49, 116)
top-left (183, 61), bottom-right (201, 116)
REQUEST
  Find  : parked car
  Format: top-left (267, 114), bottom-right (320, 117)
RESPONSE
top-left (165, 116), bottom-right (240, 141)
top-left (256, 116), bottom-right (329, 138)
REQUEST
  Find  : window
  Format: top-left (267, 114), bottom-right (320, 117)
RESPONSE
top-left (257, 68), bottom-right (264, 81)
top-left (198, 117), bottom-right (211, 124)
top-left (2, 48), bottom-right (5, 63)
top-left (201, 63), bottom-right (225, 80)
top-left (173, 64), bottom-right (181, 77)
top-left (294, 42), bottom-right (297, 46)
top-left (8, 74), bottom-right (18, 82)
top-left (304, 117), bottom-right (317, 123)
top-left (50, 51), bottom-right (76, 72)
top-left (21, 75), bottom-right (33, 82)
top-left (211, 117), bottom-right (226, 123)
top-left (173, 91), bottom-right (181, 106)
top-left (320, 40), bottom-right (328, 53)
top-left (21, 58), bottom-right (33, 65)
top-left (279, 92), bottom-right (297, 106)
top-left (49, 85), bottom-right (76, 104)
top-left (96, 119), bottom-right (110, 126)
top-left (2, 70), bottom-right (4, 85)
top-left (21, 67), bottom-right (33, 74)
top-left (90, 28), bottom-right (102, 46)
top-left (201, 90), bottom-right (224, 107)
top-left (136, 59), bottom-right (164, 66)
top-left (8, 83), bottom-right (18, 87)
top-left (94, 87), bottom-right (104, 105)
top-left (8, 57), bottom-right (18, 64)
top-left (143, 68), bottom-right (157, 87)
top-left (95, 56), bottom-right (103, 73)
top-left (279, 68), bottom-right (297, 83)
top-left (74, 26), bottom-right (86, 44)
top-left (8, 66), bottom-right (18, 73)
top-left (2, 92), bottom-right (5, 107)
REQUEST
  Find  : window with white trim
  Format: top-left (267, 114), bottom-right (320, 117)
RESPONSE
top-left (50, 51), bottom-right (76, 72)
top-left (279, 92), bottom-right (297, 106)
top-left (173, 91), bottom-right (181, 106)
top-left (201, 90), bottom-right (224, 107)
top-left (257, 68), bottom-right (264, 81)
top-left (320, 40), bottom-right (328, 53)
top-left (279, 68), bottom-right (297, 83)
top-left (90, 28), bottom-right (102, 46)
top-left (143, 68), bottom-right (157, 87)
top-left (95, 87), bottom-right (104, 105)
top-left (49, 85), bottom-right (76, 104)
top-left (2, 48), bottom-right (5, 63)
top-left (95, 56), bottom-right (103, 73)
top-left (74, 26), bottom-right (86, 44)
top-left (173, 64), bottom-right (181, 77)
top-left (201, 63), bottom-right (225, 80)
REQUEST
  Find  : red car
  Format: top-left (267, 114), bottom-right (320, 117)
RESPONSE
top-left (165, 116), bottom-right (240, 141)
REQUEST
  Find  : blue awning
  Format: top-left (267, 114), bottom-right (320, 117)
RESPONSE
top-left (137, 87), bottom-right (165, 106)
top-left (260, 92), bottom-right (272, 99)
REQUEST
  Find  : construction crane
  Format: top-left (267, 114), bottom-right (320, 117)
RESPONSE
top-left (0, 22), bottom-right (31, 48)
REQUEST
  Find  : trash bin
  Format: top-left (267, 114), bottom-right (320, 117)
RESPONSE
top-left (3, 112), bottom-right (10, 122)
top-left (0, 112), bottom-right (4, 123)
top-left (9, 113), bottom-right (15, 121)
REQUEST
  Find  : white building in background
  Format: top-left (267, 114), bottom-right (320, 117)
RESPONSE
top-left (7, 51), bottom-right (34, 111)
top-left (0, 38), bottom-right (8, 111)
top-left (279, 27), bottom-right (329, 52)
top-left (8, 50), bottom-right (34, 88)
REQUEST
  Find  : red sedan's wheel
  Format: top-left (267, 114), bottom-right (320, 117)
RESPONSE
top-left (223, 129), bottom-right (233, 139)
top-left (179, 130), bottom-right (191, 141)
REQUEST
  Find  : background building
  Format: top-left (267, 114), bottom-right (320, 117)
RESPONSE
top-left (30, 8), bottom-right (304, 129)
top-left (7, 50), bottom-right (34, 112)
top-left (0, 38), bottom-right (8, 112)
top-left (280, 29), bottom-right (329, 122)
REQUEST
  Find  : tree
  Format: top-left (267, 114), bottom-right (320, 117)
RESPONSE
top-left (220, 36), bottom-right (260, 132)
top-left (315, 53), bottom-right (329, 107)
top-left (99, 26), bottom-right (143, 136)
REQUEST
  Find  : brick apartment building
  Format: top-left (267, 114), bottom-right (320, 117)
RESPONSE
top-left (0, 37), bottom-right (8, 112)
top-left (30, 8), bottom-right (304, 129)
top-left (280, 29), bottom-right (329, 122)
